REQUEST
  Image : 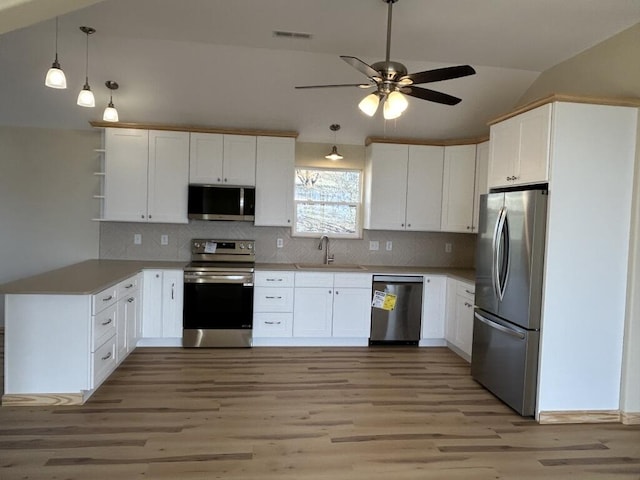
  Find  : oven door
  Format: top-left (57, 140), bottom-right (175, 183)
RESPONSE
top-left (183, 272), bottom-right (254, 347)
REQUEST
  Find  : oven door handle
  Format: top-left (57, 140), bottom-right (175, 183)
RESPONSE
top-left (184, 273), bottom-right (254, 286)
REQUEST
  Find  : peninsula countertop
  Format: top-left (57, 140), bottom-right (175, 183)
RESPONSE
top-left (1, 259), bottom-right (188, 295)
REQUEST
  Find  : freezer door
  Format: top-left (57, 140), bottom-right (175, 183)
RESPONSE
top-left (370, 282), bottom-right (422, 342)
top-left (471, 309), bottom-right (539, 416)
top-left (474, 193), bottom-right (504, 316)
top-left (499, 190), bottom-right (547, 329)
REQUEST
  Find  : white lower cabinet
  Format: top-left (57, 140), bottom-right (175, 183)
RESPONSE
top-left (116, 274), bottom-right (141, 363)
top-left (253, 271), bottom-right (295, 338)
top-left (420, 275), bottom-right (447, 345)
top-left (445, 278), bottom-right (475, 361)
top-left (141, 269), bottom-right (184, 345)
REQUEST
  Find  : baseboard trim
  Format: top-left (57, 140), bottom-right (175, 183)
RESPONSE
top-left (538, 410), bottom-right (621, 424)
top-left (622, 412), bottom-right (640, 425)
top-left (2, 392), bottom-right (87, 407)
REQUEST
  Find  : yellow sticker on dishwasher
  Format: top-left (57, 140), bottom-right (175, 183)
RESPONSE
top-left (372, 290), bottom-right (397, 311)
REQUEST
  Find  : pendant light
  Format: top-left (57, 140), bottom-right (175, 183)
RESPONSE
top-left (77, 26), bottom-right (96, 107)
top-left (103, 81), bottom-right (119, 122)
top-left (325, 124), bottom-right (343, 161)
top-left (44, 17), bottom-right (67, 89)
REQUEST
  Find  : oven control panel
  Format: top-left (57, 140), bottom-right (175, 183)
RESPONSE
top-left (191, 239), bottom-right (255, 256)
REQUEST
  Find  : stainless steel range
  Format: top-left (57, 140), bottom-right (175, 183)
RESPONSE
top-left (183, 239), bottom-right (255, 347)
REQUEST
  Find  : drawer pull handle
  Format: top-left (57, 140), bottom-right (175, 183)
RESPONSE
top-left (127, 297), bottom-right (135, 303)
top-left (266, 278), bottom-right (283, 282)
top-left (464, 302), bottom-right (473, 308)
top-left (125, 283), bottom-right (134, 289)
top-left (265, 296), bottom-right (282, 299)
top-left (265, 321), bottom-right (282, 325)
top-left (101, 318), bottom-right (113, 326)
top-left (102, 295), bottom-right (113, 302)
top-left (465, 289), bottom-right (475, 295)
top-left (101, 351), bottom-right (112, 361)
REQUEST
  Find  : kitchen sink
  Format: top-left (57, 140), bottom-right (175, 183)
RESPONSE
top-left (295, 263), bottom-right (367, 271)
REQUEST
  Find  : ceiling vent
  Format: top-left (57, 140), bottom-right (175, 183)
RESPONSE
top-left (273, 30), bottom-right (313, 40)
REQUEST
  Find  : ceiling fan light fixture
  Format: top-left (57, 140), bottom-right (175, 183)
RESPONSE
top-left (383, 98), bottom-right (402, 120)
top-left (359, 93), bottom-right (380, 116)
top-left (387, 90), bottom-right (408, 113)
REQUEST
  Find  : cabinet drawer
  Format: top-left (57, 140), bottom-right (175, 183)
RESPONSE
top-left (253, 312), bottom-right (293, 337)
top-left (457, 281), bottom-right (475, 299)
top-left (93, 337), bottom-right (117, 388)
top-left (255, 271), bottom-right (294, 287)
top-left (254, 287), bottom-right (294, 312)
top-left (117, 274), bottom-right (140, 296)
top-left (93, 304), bottom-right (117, 350)
top-left (92, 286), bottom-right (118, 314)
top-left (334, 273), bottom-right (372, 288)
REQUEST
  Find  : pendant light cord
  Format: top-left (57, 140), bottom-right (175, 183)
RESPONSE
top-left (54, 17), bottom-right (59, 62)
top-left (84, 31), bottom-right (89, 84)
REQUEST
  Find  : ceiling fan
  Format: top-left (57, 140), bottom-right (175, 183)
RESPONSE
top-left (295, 0), bottom-right (476, 119)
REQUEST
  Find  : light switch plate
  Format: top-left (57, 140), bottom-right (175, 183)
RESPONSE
top-left (161, 235), bottom-right (169, 245)
top-left (369, 240), bottom-right (379, 251)
top-left (134, 234), bottom-right (142, 245)
top-left (386, 241), bottom-right (393, 251)
top-left (445, 243), bottom-right (452, 253)
top-left (276, 238), bottom-right (284, 248)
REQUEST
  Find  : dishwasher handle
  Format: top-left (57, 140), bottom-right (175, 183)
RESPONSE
top-left (372, 275), bottom-right (424, 284)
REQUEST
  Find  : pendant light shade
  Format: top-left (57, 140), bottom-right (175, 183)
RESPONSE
top-left (45, 17), bottom-right (67, 89)
top-left (325, 124), bottom-right (343, 161)
top-left (103, 81), bottom-right (119, 122)
top-left (358, 92), bottom-right (380, 117)
top-left (77, 26), bottom-right (96, 108)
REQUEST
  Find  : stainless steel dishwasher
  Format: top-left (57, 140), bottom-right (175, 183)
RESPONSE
top-left (370, 275), bottom-right (423, 345)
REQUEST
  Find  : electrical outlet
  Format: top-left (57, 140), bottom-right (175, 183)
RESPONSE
top-left (276, 238), bottom-right (284, 248)
top-left (160, 234), bottom-right (169, 245)
top-left (134, 234), bottom-right (142, 245)
top-left (445, 243), bottom-right (452, 253)
top-left (386, 241), bottom-right (393, 251)
top-left (369, 240), bottom-right (379, 251)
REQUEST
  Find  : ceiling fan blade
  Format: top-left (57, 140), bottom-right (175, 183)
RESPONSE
top-left (401, 86), bottom-right (462, 105)
top-left (295, 83), bottom-right (373, 89)
top-left (340, 56), bottom-right (381, 80)
top-left (401, 65), bottom-right (476, 85)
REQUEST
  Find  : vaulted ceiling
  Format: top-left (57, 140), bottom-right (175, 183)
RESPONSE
top-left (1, 0), bottom-right (639, 144)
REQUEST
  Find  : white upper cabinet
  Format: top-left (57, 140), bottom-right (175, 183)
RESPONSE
top-left (189, 132), bottom-right (256, 186)
top-left (364, 143), bottom-right (443, 231)
top-left (472, 141), bottom-right (489, 232)
top-left (147, 130), bottom-right (190, 223)
top-left (255, 136), bottom-right (295, 227)
top-left (104, 128), bottom-right (189, 223)
top-left (441, 144), bottom-right (477, 233)
top-left (488, 103), bottom-right (552, 189)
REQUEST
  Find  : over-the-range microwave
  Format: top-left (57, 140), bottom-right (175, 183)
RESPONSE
top-left (188, 185), bottom-right (255, 221)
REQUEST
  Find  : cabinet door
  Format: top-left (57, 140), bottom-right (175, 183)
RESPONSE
top-left (421, 276), bottom-right (446, 339)
top-left (255, 136), bottom-right (295, 226)
top-left (125, 292), bottom-right (139, 353)
top-left (488, 119), bottom-right (519, 189)
top-left (472, 141), bottom-right (490, 232)
top-left (364, 143), bottom-right (408, 230)
top-left (142, 270), bottom-right (163, 338)
top-left (441, 144), bottom-right (476, 233)
top-left (516, 103), bottom-right (551, 185)
top-left (161, 270), bottom-right (183, 338)
top-left (293, 287), bottom-right (333, 337)
top-left (147, 130), bottom-right (189, 224)
top-left (332, 288), bottom-right (371, 337)
top-left (189, 132), bottom-right (224, 184)
top-left (116, 299), bottom-right (127, 363)
top-left (454, 291), bottom-right (474, 358)
top-left (444, 278), bottom-right (458, 344)
top-left (222, 135), bottom-right (257, 185)
top-left (406, 145), bottom-right (444, 231)
top-left (104, 128), bottom-right (149, 221)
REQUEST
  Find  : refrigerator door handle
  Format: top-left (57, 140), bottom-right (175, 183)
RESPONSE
top-left (492, 207), bottom-right (504, 300)
top-left (475, 312), bottom-right (525, 340)
top-left (498, 209), bottom-right (511, 300)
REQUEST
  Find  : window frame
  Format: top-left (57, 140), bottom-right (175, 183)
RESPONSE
top-left (292, 166), bottom-right (363, 239)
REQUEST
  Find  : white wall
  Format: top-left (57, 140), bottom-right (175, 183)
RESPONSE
top-left (0, 126), bottom-right (101, 326)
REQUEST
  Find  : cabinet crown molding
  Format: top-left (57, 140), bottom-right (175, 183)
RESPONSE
top-left (90, 121), bottom-right (298, 139)
top-left (488, 93), bottom-right (640, 126)
top-left (365, 136), bottom-right (488, 147)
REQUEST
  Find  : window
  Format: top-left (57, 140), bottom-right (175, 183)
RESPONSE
top-left (294, 167), bottom-right (362, 238)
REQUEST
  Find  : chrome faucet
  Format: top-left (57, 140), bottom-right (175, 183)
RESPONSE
top-left (318, 235), bottom-right (334, 264)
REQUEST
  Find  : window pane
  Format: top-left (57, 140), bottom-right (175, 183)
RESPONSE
top-left (296, 202), bottom-right (358, 234)
top-left (295, 169), bottom-right (360, 203)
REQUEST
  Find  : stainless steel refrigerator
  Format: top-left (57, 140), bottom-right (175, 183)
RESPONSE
top-left (472, 188), bottom-right (548, 416)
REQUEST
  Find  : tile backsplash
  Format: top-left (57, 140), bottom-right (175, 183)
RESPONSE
top-left (100, 221), bottom-right (476, 268)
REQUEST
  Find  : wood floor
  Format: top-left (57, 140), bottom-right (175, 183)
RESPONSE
top-left (1, 335), bottom-right (639, 479)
